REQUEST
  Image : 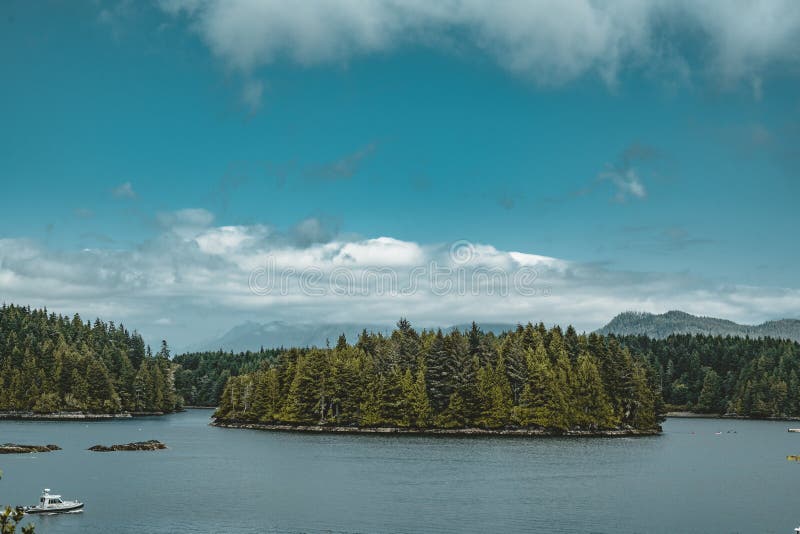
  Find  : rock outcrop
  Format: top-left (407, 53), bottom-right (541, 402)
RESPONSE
top-left (88, 440), bottom-right (167, 452)
top-left (0, 443), bottom-right (61, 454)
top-left (212, 421), bottom-right (661, 437)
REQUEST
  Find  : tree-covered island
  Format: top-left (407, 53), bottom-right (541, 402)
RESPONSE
top-left (212, 319), bottom-right (663, 435)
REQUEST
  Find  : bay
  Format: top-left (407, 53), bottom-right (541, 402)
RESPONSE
top-left (0, 410), bottom-right (797, 533)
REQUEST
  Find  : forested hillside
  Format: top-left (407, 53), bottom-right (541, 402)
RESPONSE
top-left (214, 320), bottom-right (661, 431)
top-left (598, 310), bottom-right (800, 342)
top-left (0, 304), bottom-right (180, 414)
top-left (8, 302), bottom-right (797, 423)
top-left (618, 334), bottom-right (800, 417)
top-left (174, 349), bottom-right (281, 406)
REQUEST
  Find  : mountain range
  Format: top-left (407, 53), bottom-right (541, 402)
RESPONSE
top-left (596, 310), bottom-right (800, 342)
top-left (185, 321), bottom-right (518, 353)
top-left (185, 311), bottom-right (800, 353)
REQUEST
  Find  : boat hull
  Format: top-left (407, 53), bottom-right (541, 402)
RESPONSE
top-left (24, 502), bottom-right (84, 514)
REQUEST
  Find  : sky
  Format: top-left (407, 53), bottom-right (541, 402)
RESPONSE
top-left (1, 0), bottom-right (799, 351)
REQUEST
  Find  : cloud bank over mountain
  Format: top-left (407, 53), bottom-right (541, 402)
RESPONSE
top-left (1, 209), bottom-right (798, 351)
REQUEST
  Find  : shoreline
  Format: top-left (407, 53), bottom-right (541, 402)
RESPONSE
top-left (0, 410), bottom-right (180, 421)
top-left (211, 420), bottom-right (661, 437)
top-left (665, 411), bottom-right (800, 422)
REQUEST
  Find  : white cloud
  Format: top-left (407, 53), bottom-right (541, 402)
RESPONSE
top-left (156, 208), bottom-right (216, 238)
top-left (195, 225), bottom-right (268, 255)
top-left (0, 211), bottom-right (798, 351)
top-left (158, 0), bottom-right (800, 88)
top-left (334, 237), bottom-right (424, 266)
top-left (112, 181), bottom-right (137, 199)
top-left (599, 167), bottom-right (647, 202)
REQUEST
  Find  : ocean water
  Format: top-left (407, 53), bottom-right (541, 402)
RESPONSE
top-left (0, 409), bottom-right (798, 533)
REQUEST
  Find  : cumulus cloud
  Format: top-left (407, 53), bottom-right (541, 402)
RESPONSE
top-left (0, 209), bottom-right (798, 350)
top-left (158, 0), bottom-right (800, 88)
top-left (112, 181), bottom-right (137, 199)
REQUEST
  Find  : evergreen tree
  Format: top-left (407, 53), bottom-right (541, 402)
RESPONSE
top-left (0, 305), bottom-right (180, 415)
top-left (424, 330), bottom-right (451, 411)
top-left (573, 352), bottom-right (616, 429)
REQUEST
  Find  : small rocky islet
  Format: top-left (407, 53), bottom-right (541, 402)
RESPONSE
top-left (87, 440), bottom-right (168, 452)
top-left (0, 443), bottom-right (61, 454)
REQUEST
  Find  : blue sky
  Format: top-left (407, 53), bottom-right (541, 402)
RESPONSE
top-left (1, 1), bottom-right (799, 349)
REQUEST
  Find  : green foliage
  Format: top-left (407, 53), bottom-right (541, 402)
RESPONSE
top-left (0, 506), bottom-right (34, 534)
top-left (0, 304), bottom-right (180, 415)
top-left (573, 352), bottom-right (617, 429)
top-left (619, 333), bottom-right (800, 417)
top-left (214, 320), bottom-right (660, 431)
top-left (173, 348), bottom-right (280, 406)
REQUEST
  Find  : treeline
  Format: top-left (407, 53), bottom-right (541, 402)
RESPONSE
top-left (214, 320), bottom-right (660, 431)
top-left (618, 334), bottom-right (800, 418)
top-left (0, 304), bottom-right (181, 414)
top-left (174, 349), bottom-right (281, 406)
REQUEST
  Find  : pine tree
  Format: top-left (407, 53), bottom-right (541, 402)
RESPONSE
top-left (424, 330), bottom-right (451, 411)
top-left (478, 357), bottom-right (513, 428)
top-left (573, 352), bottom-right (616, 429)
top-left (409, 358), bottom-right (432, 427)
top-left (436, 392), bottom-right (467, 428)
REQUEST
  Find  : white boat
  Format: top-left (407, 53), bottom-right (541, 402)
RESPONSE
top-left (789, 428), bottom-right (800, 433)
top-left (23, 489), bottom-right (83, 514)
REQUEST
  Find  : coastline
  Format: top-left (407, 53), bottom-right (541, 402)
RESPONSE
top-left (666, 411), bottom-right (800, 422)
top-left (0, 410), bottom-right (178, 421)
top-left (211, 420), bottom-right (661, 437)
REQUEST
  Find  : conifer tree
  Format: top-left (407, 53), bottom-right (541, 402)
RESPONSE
top-left (573, 352), bottom-right (616, 428)
top-left (410, 357), bottom-right (432, 427)
top-left (424, 330), bottom-right (451, 411)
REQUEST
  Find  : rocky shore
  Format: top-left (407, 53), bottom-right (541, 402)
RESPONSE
top-left (0, 411), bottom-right (131, 420)
top-left (211, 420), bottom-right (661, 437)
top-left (666, 411), bottom-right (800, 421)
top-left (88, 440), bottom-right (168, 452)
top-left (0, 410), bottom-right (175, 421)
top-left (0, 443), bottom-right (61, 454)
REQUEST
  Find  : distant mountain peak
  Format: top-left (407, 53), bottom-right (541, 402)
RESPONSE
top-left (598, 310), bottom-right (800, 342)
top-left (184, 320), bottom-right (520, 353)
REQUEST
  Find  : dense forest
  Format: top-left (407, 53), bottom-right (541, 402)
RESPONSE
top-left (5, 302), bottom-right (799, 424)
top-left (214, 320), bottom-right (661, 431)
top-left (618, 334), bottom-right (800, 417)
top-left (174, 349), bottom-right (281, 406)
top-left (0, 304), bottom-right (180, 414)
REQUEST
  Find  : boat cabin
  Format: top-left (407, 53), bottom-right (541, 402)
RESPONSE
top-left (39, 490), bottom-right (64, 507)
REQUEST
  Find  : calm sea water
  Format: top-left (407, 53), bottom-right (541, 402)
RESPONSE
top-left (0, 409), bottom-right (798, 533)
